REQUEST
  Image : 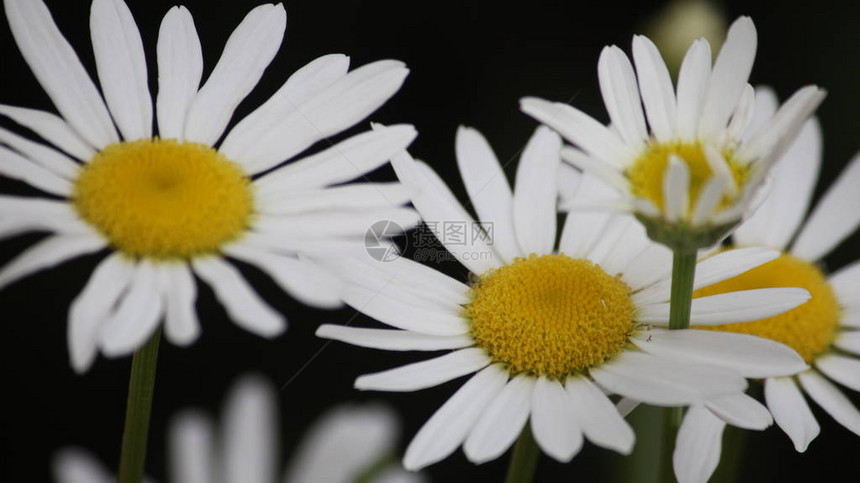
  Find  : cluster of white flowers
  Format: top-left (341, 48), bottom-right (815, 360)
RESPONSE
top-left (0, 1), bottom-right (856, 482)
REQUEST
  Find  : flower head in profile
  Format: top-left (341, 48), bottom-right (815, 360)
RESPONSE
top-left (670, 88), bottom-right (860, 483)
top-left (316, 126), bottom-right (810, 470)
top-left (53, 375), bottom-right (423, 483)
top-left (0, 0), bottom-right (417, 371)
top-left (521, 17), bottom-right (825, 249)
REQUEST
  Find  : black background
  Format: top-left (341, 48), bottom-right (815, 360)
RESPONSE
top-left (2, 0), bottom-right (859, 481)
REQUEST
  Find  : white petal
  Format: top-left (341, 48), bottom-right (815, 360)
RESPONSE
top-left (222, 376), bottom-right (278, 483)
top-left (0, 104), bottom-right (95, 160)
top-left (663, 155), bottom-right (690, 222)
top-left (454, 126), bottom-right (520, 262)
top-left (285, 403), bottom-right (401, 483)
top-left (673, 405), bottom-right (725, 483)
top-left (403, 364), bottom-right (508, 470)
top-left (834, 331), bottom-right (860, 356)
top-left (355, 348), bottom-right (490, 392)
top-left (633, 329), bottom-right (807, 378)
top-left (225, 243), bottom-right (343, 309)
top-left (565, 375), bottom-right (634, 454)
top-left (513, 126), bottom-right (561, 256)
top-left (183, 4), bottom-right (286, 145)
top-left (0, 125), bottom-right (81, 179)
top-left (463, 375), bottom-right (534, 464)
top-left (597, 46), bottom-right (647, 148)
top-left (0, 145), bottom-right (74, 196)
top-left (0, 195), bottom-right (82, 240)
top-left (192, 257), bottom-right (286, 337)
top-left (257, 182), bottom-right (410, 216)
top-left (632, 246), bottom-right (781, 306)
top-left (744, 86), bottom-right (779, 140)
top-left (68, 253), bottom-right (135, 373)
top-left (559, 146), bottom-right (630, 193)
top-left (764, 376), bottom-right (820, 452)
top-left (798, 370), bottom-right (860, 436)
top-left (558, 173), bottom-right (622, 259)
top-left (155, 6), bottom-right (203, 140)
top-left (53, 448), bottom-right (114, 483)
top-left (705, 393), bottom-right (772, 430)
top-left (590, 351), bottom-right (747, 405)
top-left (829, 260), bottom-right (860, 310)
top-left (725, 84), bottom-right (755, 143)
top-left (340, 283), bottom-right (468, 336)
top-left (531, 376), bottom-right (583, 462)
top-left (703, 145), bottom-right (737, 197)
top-left (792, 152), bottom-right (860, 262)
top-left (0, 232), bottom-right (105, 290)
top-left (254, 125), bottom-right (417, 193)
top-left (698, 17), bottom-right (757, 139)
top-left (675, 38), bottom-right (712, 142)
top-left (168, 412), bottom-right (214, 483)
top-left (221, 54), bottom-right (349, 160)
top-left (815, 354), bottom-right (860, 392)
top-left (161, 262), bottom-right (200, 346)
top-left (99, 261), bottom-right (165, 357)
top-left (390, 151), bottom-right (501, 274)
top-left (691, 171), bottom-right (730, 226)
top-left (253, 208), bottom-right (419, 241)
top-left (316, 325), bottom-right (473, 352)
top-left (90, 0), bottom-right (152, 140)
top-left (632, 35), bottom-right (676, 141)
top-left (556, 160), bottom-right (583, 210)
top-left (226, 60), bottom-right (410, 174)
top-left (520, 97), bottom-right (634, 167)
top-left (4, 0), bottom-right (118, 147)
top-left (637, 288), bottom-right (811, 325)
top-left (620, 243), bottom-right (674, 291)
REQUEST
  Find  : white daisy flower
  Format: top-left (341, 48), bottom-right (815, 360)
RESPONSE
top-left (668, 87), bottom-right (860, 482)
top-left (0, 0), bottom-right (417, 372)
top-left (520, 16), bottom-right (825, 249)
top-left (53, 376), bottom-right (423, 483)
top-left (315, 126), bottom-right (812, 470)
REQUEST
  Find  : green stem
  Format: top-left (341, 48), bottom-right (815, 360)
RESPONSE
top-left (505, 425), bottom-right (540, 483)
top-left (117, 327), bottom-right (161, 483)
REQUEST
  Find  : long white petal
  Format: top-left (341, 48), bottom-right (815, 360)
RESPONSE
top-left (90, 0), bottom-right (152, 140)
top-left (455, 126), bottom-right (520, 263)
top-left (4, 0), bottom-right (118, 147)
top-left (565, 375), bottom-right (634, 454)
top-left (340, 283), bottom-right (468, 336)
top-left (725, 84), bottom-right (755, 143)
top-left (222, 376), bottom-right (278, 483)
top-left (463, 375), bottom-right (534, 464)
top-left (690, 170), bottom-right (730, 226)
top-left (183, 4), bottom-right (286, 145)
top-left (161, 262), bottom-right (200, 347)
top-left (192, 257), bottom-right (286, 337)
top-left (705, 393), bottom-right (772, 430)
top-left (257, 183), bottom-right (410, 216)
top-left (637, 288), bottom-right (811, 325)
top-left (0, 195), bottom-right (83, 241)
top-left (815, 354), bottom-right (860, 392)
top-left (355, 348), bottom-right (490, 392)
top-left (168, 412), bottom-right (214, 483)
top-left (316, 325), bottom-right (473, 352)
top-left (253, 208), bottom-right (419, 240)
top-left (798, 370), bottom-right (860, 436)
top-left (764, 376), bottom-right (820, 452)
top-left (663, 155), bottom-right (690, 222)
top-left (68, 254), bottom-right (135, 373)
top-left (0, 146), bottom-right (74, 196)
top-left (99, 261), bottom-right (164, 356)
top-left (531, 376), bottom-right (583, 462)
top-left (0, 125), bottom-right (81, 179)
top-left (829, 260), bottom-right (860, 310)
top-left (559, 146), bottom-right (630, 193)
top-left (514, 126), bottom-right (561, 256)
top-left (403, 364), bottom-right (508, 470)
top-left (632, 35), bottom-right (676, 141)
top-left (632, 329), bottom-right (807, 378)
top-left (698, 17), bottom-right (757, 139)
top-left (834, 331), bottom-right (860, 356)
top-left (0, 104), bottom-right (95, 160)
top-left (673, 406), bottom-right (725, 483)
top-left (597, 46), bottom-right (647, 148)
top-left (675, 38), bottom-right (712, 142)
top-left (0, 233), bottom-right (105, 290)
top-left (792, 152), bottom-right (860, 262)
top-left (156, 6), bottom-right (202, 140)
top-left (558, 173), bottom-right (622, 259)
top-left (621, 243), bottom-right (674, 291)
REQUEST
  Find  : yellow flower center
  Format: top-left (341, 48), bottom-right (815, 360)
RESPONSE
top-left (466, 254), bottom-right (635, 378)
top-left (693, 253), bottom-right (839, 363)
top-left (74, 139), bottom-right (254, 259)
top-left (627, 141), bottom-right (748, 214)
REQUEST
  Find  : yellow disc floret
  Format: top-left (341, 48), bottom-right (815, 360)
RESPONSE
top-left (466, 254), bottom-right (635, 378)
top-left (74, 139), bottom-right (254, 259)
top-left (694, 253), bottom-right (839, 363)
top-left (627, 141), bottom-right (748, 213)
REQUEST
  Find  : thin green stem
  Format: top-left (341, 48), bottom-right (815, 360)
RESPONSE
top-left (118, 327), bottom-right (162, 483)
top-left (505, 424), bottom-right (540, 483)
